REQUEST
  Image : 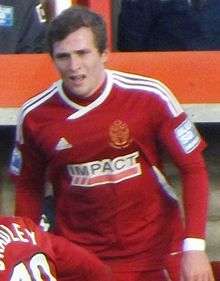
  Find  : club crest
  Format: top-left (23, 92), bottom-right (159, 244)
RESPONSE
top-left (109, 120), bottom-right (131, 149)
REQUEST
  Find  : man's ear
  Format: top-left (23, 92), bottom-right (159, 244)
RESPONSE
top-left (101, 48), bottom-right (109, 64)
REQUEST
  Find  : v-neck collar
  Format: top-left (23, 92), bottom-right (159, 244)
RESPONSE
top-left (56, 70), bottom-right (113, 120)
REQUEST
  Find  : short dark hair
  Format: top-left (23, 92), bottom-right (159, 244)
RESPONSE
top-left (47, 5), bottom-right (108, 55)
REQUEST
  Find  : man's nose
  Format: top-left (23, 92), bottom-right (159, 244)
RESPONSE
top-left (69, 54), bottom-right (81, 70)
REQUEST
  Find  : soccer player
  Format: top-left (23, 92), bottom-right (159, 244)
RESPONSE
top-left (10, 5), bottom-right (214, 281)
top-left (0, 215), bottom-right (112, 281)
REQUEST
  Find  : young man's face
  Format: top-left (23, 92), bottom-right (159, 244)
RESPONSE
top-left (52, 27), bottom-right (108, 98)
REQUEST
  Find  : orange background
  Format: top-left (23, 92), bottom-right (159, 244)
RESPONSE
top-left (0, 51), bottom-right (219, 107)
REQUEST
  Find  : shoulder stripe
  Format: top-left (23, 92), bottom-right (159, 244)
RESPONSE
top-left (16, 83), bottom-right (58, 144)
top-left (109, 70), bottom-right (183, 116)
top-left (21, 83), bottom-right (57, 113)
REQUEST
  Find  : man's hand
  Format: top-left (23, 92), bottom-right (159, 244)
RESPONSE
top-left (181, 251), bottom-right (215, 281)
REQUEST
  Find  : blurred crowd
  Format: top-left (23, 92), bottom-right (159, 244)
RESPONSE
top-left (117, 0), bottom-right (220, 51)
top-left (1, 0), bottom-right (220, 54)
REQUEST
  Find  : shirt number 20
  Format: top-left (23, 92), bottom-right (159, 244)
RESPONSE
top-left (10, 253), bottom-right (56, 281)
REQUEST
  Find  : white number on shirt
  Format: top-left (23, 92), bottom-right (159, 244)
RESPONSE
top-left (10, 253), bottom-right (57, 281)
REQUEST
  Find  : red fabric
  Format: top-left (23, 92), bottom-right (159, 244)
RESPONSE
top-left (158, 112), bottom-right (208, 238)
top-left (165, 253), bottom-right (182, 281)
top-left (0, 216), bottom-right (112, 281)
top-left (113, 270), bottom-right (167, 281)
top-left (11, 70), bottom-right (208, 271)
top-left (211, 261), bottom-right (220, 281)
top-left (180, 157), bottom-right (209, 238)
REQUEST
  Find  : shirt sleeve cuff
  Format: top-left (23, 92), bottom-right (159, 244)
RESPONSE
top-left (183, 238), bottom-right (206, 251)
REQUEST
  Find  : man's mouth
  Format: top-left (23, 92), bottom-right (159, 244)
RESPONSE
top-left (69, 74), bottom-right (86, 84)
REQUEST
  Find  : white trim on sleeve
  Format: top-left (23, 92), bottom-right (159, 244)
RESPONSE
top-left (183, 238), bottom-right (206, 251)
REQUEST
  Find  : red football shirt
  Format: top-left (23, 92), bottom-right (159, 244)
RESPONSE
top-left (0, 216), bottom-right (112, 281)
top-left (10, 70), bottom-right (209, 271)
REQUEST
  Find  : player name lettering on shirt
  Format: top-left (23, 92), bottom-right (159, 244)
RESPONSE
top-left (67, 151), bottom-right (141, 187)
top-left (0, 223), bottom-right (36, 270)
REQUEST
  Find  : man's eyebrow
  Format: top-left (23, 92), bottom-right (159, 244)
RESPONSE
top-left (54, 52), bottom-right (70, 58)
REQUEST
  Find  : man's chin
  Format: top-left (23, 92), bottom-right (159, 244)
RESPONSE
top-left (70, 88), bottom-right (88, 98)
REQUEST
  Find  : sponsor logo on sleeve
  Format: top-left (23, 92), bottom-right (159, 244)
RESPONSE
top-left (175, 119), bottom-right (201, 154)
top-left (10, 147), bottom-right (22, 175)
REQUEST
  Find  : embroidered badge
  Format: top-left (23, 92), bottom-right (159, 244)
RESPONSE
top-left (0, 5), bottom-right (14, 27)
top-left (109, 120), bottom-right (132, 149)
